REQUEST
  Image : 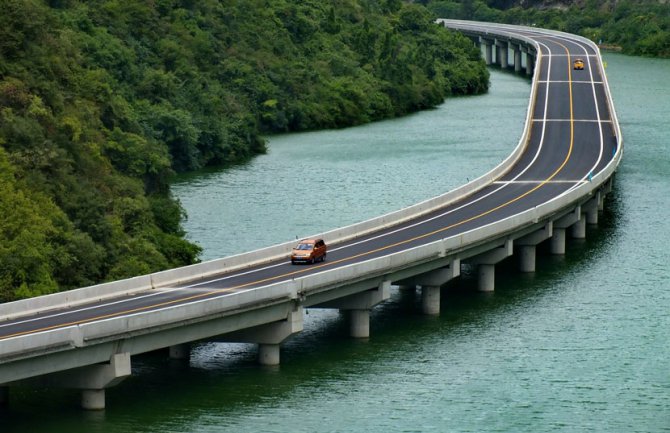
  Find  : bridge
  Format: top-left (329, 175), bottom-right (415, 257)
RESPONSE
top-left (0, 21), bottom-right (622, 410)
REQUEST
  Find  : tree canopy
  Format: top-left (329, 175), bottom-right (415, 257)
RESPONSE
top-left (0, 0), bottom-right (489, 302)
top-left (426, 0), bottom-right (670, 57)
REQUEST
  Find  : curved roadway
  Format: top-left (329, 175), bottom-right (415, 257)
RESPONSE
top-left (0, 24), bottom-right (618, 340)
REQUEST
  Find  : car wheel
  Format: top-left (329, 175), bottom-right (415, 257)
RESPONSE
top-left (321, 254), bottom-right (326, 262)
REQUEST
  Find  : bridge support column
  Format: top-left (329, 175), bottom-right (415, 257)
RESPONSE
top-left (495, 40), bottom-right (509, 68)
top-left (584, 194), bottom-right (600, 225)
top-left (396, 260), bottom-right (460, 315)
top-left (349, 310), bottom-right (370, 338)
top-left (513, 44), bottom-right (523, 73)
top-left (516, 222), bottom-right (552, 272)
top-left (571, 217), bottom-right (586, 239)
top-left (552, 206), bottom-right (582, 254)
top-left (551, 228), bottom-right (566, 255)
top-left (169, 343), bottom-right (190, 360)
top-left (220, 306), bottom-right (304, 365)
top-left (468, 241), bottom-right (513, 292)
top-left (598, 190), bottom-right (606, 211)
top-left (316, 281), bottom-right (391, 338)
top-left (526, 53), bottom-right (535, 75)
top-left (421, 286), bottom-right (441, 316)
top-left (480, 37), bottom-right (493, 65)
top-left (519, 246), bottom-right (536, 273)
top-left (258, 344), bottom-right (280, 365)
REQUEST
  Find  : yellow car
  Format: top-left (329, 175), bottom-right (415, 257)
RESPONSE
top-left (573, 59), bottom-right (585, 70)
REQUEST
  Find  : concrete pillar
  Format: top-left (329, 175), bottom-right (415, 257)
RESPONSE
top-left (516, 222), bottom-right (552, 272)
top-left (598, 191), bottom-right (605, 211)
top-left (421, 285), bottom-right (441, 315)
top-left (169, 343), bottom-right (190, 360)
top-left (220, 306), bottom-right (304, 366)
top-left (258, 344), bottom-right (280, 366)
top-left (81, 389), bottom-right (105, 411)
top-left (468, 240), bottom-right (512, 292)
top-left (551, 228), bottom-right (566, 255)
top-left (514, 46), bottom-right (522, 73)
top-left (0, 386), bottom-right (8, 407)
top-left (350, 310), bottom-right (370, 338)
top-left (480, 37), bottom-right (493, 65)
top-left (396, 259), bottom-right (460, 315)
top-left (496, 41), bottom-right (508, 69)
top-left (571, 217), bottom-right (586, 239)
top-left (478, 264), bottom-right (496, 292)
top-left (526, 53), bottom-right (534, 75)
top-left (585, 193), bottom-right (600, 224)
top-left (519, 245), bottom-right (536, 273)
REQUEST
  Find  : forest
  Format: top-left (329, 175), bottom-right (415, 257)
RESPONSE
top-left (426, 0), bottom-right (670, 57)
top-left (0, 0), bottom-right (489, 301)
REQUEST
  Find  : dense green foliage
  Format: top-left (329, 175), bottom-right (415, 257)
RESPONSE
top-left (0, 0), bottom-right (488, 302)
top-left (425, 0), bottom-right (670, 57)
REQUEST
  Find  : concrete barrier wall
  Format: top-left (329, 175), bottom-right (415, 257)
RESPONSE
top-left (0, 275), bottom-right (154, 322)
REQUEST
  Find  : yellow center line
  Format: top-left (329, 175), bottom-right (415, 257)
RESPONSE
top-left (2, 43), bottom-right (578, 342)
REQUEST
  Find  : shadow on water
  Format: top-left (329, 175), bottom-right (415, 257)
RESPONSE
top-left (1, 184), bottom-right (623, 433)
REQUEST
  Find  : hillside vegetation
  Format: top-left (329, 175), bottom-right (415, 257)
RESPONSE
top-left (427, 0), bottom-right (670, 57)
top-left (0, 0), bottom-right (489, 302)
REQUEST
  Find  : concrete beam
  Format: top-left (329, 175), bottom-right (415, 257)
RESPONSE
top-left (220, 306), bottom-right (303, 345)
top-left (554, 206), bottom-right (581, 229)
top-left (317, 281), bottom-right (391, 311)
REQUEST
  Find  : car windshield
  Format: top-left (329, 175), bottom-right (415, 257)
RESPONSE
top-left (296, 243), bottom-right (313, 250)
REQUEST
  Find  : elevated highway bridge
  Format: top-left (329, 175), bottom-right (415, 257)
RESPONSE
top-left (0, 21), bottom-right (622, 409)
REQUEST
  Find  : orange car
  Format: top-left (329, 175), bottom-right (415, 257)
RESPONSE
top-left (290, 238), bottom-right (327, 264)
top-left (573, 59), bottom-right (585, 70)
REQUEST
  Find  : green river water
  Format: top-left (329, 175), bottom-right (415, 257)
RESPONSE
top-left (2, 53), bottom-right (669, 432)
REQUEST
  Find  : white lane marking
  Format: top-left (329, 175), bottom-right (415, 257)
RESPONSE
top-left (533, 119), bottom-right (611, 123)
top-left (538, 80), bottom-right (603, 84)
top-left (493, 180), bottom-right (587, 184)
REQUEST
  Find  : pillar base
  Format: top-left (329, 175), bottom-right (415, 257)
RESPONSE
top-left (478, 264), bottom-right (495, 292)
top-left (586, 208), bottom-right (598, 225)
top-left (571, 217), bottom-right (586, 239)
top-left (258, 344), bottom-right (280, 366)
top-left (551, 228), bottom-right (566, 255)
top-left (519, 245), bottom-right (536, 273)
top-left (82, 389), bottom-right (105, 411)
top-left (421, 286), bottom-right (441, 315)
top-left (350, 310), bottom-right (370, 338)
